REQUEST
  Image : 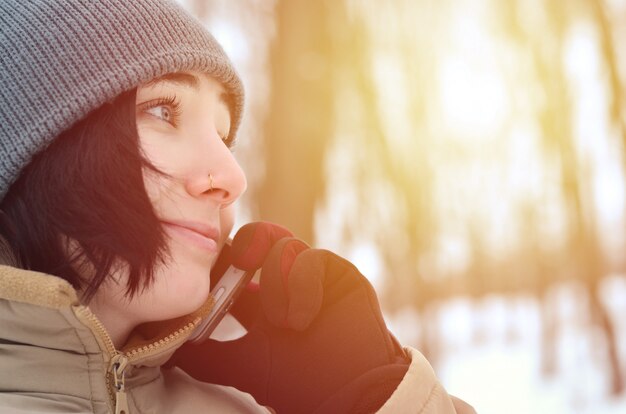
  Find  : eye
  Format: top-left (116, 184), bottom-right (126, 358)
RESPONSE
top-left (139, 95), bottom-right (182, 127)
top-left (146, 106), bottom-right (173, 123)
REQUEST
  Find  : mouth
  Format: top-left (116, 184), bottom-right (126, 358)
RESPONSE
top-left (161, 219), bottom-right (220, 253)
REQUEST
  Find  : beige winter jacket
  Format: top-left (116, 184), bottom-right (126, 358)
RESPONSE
top-left (0, 263), bottom-right (272, 414)
top-left (0, 245), bottom-right (474, 413)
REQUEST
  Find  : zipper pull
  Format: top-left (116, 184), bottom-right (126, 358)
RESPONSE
top-left (111, 355), bottom-right (130, 414)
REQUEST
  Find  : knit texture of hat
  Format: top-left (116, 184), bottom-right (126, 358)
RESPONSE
top-left (0, 0), bottom-right (244, 200)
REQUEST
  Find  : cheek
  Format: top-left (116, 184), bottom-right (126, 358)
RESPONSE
top-left (142, 171), bottom-right (160, 203)
top-left (141, 169), bottom-right (174, 216)
top-left (142, 175), bottom-right (162, 219)
top-left (138, 127), bottom-right (188, 179)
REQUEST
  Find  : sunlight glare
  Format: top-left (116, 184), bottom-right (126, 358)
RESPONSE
top-left (437, 13), bottom-right (509, 141)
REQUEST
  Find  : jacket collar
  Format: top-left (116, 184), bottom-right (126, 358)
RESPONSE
top-left (0, 263), bottom-right (214, 367)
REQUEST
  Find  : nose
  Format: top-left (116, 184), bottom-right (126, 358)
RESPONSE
top-left (185, 133), bottom-right (247, 207)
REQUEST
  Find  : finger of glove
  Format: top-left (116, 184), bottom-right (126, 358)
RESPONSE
top-left (259, 237), bottom-right (311, 329)
top-left (287, 249), bottom-right (397, 361)
top-left (262, 247), bottom-right (374, 331)
top-left (231, 221), bottom-right (293, 271)
top-left (300, 249), bottom-right (378, 309)
top-left (280, 248), bottom-right (358, 331)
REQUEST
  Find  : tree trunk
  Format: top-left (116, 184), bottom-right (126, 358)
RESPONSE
top-left (257, 0), bottom-right (336, 243)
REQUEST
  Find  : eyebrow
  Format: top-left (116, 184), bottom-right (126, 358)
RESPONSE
top-left (144, 72), bottom-right (199, 89)
top-left (143, 72), bottom-right (231, 108)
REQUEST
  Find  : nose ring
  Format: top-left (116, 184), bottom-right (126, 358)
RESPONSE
top-left (209, 174), bottom-right (214, 191)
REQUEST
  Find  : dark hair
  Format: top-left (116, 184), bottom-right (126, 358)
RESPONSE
top-left (0, 89), bottom-right (168, 301)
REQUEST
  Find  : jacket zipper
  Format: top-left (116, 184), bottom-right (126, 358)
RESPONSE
top-left (74, 307), bottom-right (126, 411)
top-left (75, 305), bottom-right (201, 413)
top-left (124, 320), bottom-right (198, 360)
top-left (110, 322), bottom-right (198, 414)
top-left (111, 354), bottom-right (130, 414)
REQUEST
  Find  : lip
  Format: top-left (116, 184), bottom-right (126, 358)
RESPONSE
top-left (161, 219), bottom-right (220, 253)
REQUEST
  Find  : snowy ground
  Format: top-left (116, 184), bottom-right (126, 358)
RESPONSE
top-left (387, 276), bottom-right (626, 414)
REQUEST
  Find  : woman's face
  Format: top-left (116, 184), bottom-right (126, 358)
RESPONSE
top-left (90, 71), bottom-right (246, 326)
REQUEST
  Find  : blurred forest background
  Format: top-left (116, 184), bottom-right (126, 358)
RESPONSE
top-left (179, 0), bottom-right (626, 412)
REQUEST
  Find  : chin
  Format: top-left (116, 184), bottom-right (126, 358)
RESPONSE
top-left (159, 287), bottom-right (210, 321)
top-left (179, 270), bottom-right (212, 307)
top-left (149, 263), bottom-right (212, 321)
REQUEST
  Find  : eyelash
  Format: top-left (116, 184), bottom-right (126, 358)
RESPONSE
top-left (139, 94), bottom-right (236, 150)
top-left (141, 95), bottom-right (182, 127)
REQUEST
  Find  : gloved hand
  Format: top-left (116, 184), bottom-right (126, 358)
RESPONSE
top-left (172, 222), bottom-right (409, 414)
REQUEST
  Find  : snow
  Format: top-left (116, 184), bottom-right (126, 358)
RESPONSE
top-left (387, 278), bottom-right (626, 414)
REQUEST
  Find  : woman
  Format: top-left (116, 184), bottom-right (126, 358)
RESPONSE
top-left (0, 0), bottom-right (473, 413)
top-left (0, 0), bottom-right (265, 412)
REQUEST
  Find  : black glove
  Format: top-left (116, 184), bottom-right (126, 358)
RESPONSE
top-left (172, 222), bottom-right (409, 414)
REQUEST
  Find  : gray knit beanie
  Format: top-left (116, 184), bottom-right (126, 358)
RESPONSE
top-left (0, 0), bottom-right (244, 200)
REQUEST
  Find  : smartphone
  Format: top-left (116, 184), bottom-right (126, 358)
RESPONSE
top-left (188, 265), bottom-right (255, 343)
